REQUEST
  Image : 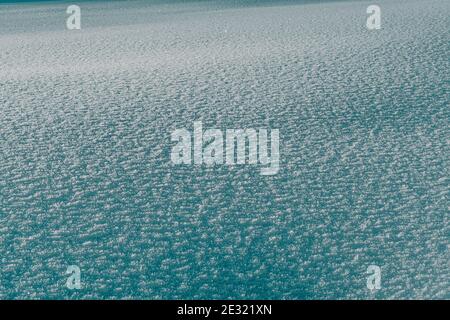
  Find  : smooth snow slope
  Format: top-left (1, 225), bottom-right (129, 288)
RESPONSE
top-left (0, 0), bottom-right (449, 299)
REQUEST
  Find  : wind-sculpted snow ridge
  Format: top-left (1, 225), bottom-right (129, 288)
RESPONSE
top-left (0, 0), bottom-right (448, 299)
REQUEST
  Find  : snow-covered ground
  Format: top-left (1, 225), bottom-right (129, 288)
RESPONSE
top-left (0, 0), bottom-right (448, 299)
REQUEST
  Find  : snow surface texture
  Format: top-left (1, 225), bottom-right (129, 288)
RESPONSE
top-left (0, 0), bottom-right (449, 299)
